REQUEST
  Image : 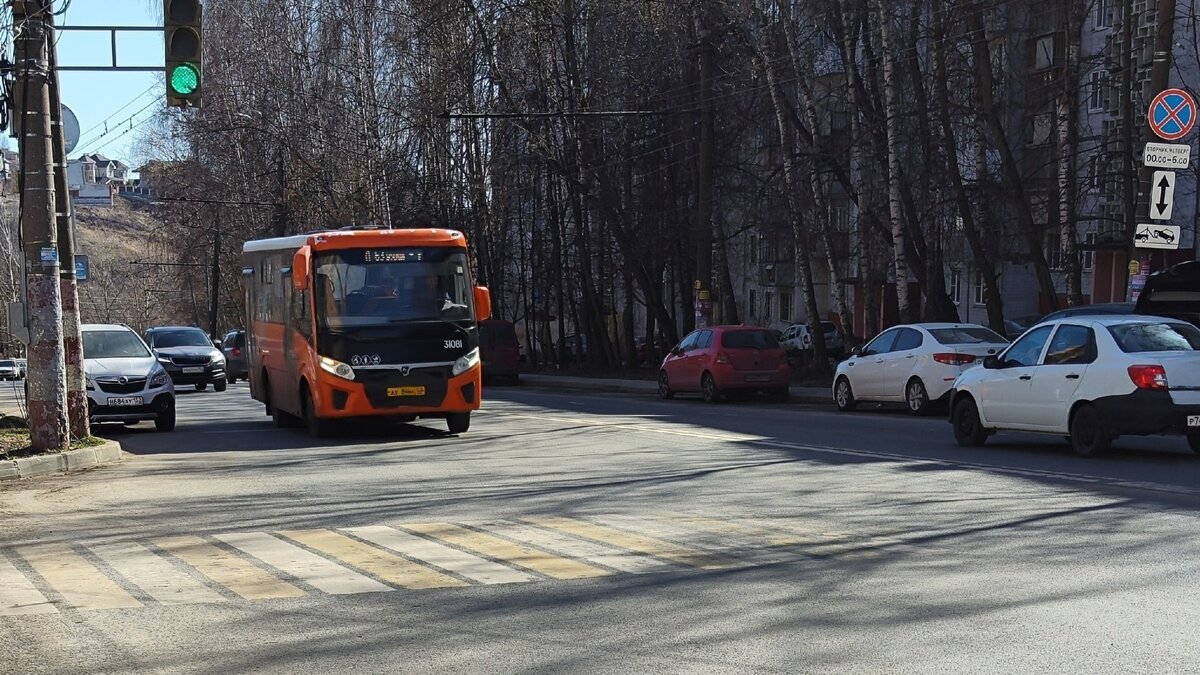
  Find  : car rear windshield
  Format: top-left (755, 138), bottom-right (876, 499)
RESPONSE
top-left (151, 329), bottom-right (212, 349)
top-left (1108, 322), bottom-right (1200, 353)
top-left (0, 360), bottom-right (13, 367)
top-left (929, 327), bottom-right (1008, 345)
top-left (721, 330), bottom-right (779, 349)
top-left (83, 331), bottom-right (151, 359)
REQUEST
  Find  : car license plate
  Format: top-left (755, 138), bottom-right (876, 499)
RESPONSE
top-left (388, 386), bottom-right (425, 397)
top-left (1189, 415), bottom-right (1200, 428)
top-left (107, 396), bottom-right (143, 407)
top-left (182, 367), bottom-right (204, 374)
top-left (746, 375), bottom-right (770, 383)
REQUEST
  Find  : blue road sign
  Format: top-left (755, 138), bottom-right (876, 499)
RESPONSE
top-left (1149, 89), bottom-right (1197, 141)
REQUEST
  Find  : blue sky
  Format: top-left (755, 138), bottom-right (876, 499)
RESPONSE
top-left (49, 0), bottom-right (162, 165)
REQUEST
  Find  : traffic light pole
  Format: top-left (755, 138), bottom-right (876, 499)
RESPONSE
top-left (46, 9), bottom-right (89, 440)
top-left (12, 0), bottom-right (69, 452)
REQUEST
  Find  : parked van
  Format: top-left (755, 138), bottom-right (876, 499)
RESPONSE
top-left (480, 319), bottom-right (520, 383)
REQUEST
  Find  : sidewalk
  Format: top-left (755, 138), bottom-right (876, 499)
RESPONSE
top-left (516, 373), bottom-right (832, 404)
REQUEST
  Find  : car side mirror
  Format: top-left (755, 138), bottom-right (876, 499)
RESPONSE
top-left (212, 339), bottom-right (222, 348)
top-left (983, 355), bottom-right (1001, 369)
top-left (850, 345), bottom-right (863, 357)
top-left (292, 245), bottom-right (311, 291)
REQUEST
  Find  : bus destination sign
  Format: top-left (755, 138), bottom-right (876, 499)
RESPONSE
top-left (363, 250), bottom-right (424, 263)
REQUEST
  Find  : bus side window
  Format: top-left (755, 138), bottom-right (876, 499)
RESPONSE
top-left (292, 285), bottom-right (312, 341)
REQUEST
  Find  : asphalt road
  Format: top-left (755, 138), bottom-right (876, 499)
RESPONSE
top-left (2, 382), bottom-right (1200, 673)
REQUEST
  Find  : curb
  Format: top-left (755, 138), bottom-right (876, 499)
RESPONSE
top-left (0, 440), bottom-right (125, 481)
top-left (513, 375), bottom-right (834, 405)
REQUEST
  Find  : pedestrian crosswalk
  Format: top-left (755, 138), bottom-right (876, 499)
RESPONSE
top-left (0, 514), bottom-right (905, 616)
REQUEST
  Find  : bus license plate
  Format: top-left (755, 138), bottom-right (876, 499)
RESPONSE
top-left (1189, 415), bottom-right (1200, 428)
top-left (108, 396), bottom-right (143, 407)
top-left (388, 386), bottom-right (425, 397)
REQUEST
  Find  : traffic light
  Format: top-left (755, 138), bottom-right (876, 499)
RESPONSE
top-left (164, 0), bottom-right (202, 108)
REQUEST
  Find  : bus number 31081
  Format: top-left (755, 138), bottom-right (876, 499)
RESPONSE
top-left (445, 340), bottom-right (464, 349)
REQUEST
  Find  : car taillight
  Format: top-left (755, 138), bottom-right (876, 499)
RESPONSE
top-left (1128, 364), bottom-right (1168, 390)
top-left (933, 353), bottom-right (975, 366)
top-left (232, 347), bottom-right (242, 357)
top-left (716, 352), bottom-right (730, 365)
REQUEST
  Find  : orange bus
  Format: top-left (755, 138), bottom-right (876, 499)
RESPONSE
top-left (242, 228), bottom-right (491, 437)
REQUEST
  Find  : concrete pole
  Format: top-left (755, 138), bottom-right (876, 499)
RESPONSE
top-left (45, 8), bottom-right (89, 439)
top-left (12, 0), bottom-right (68, 451)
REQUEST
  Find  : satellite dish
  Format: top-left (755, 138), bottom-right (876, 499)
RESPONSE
top-left (62, 105), bottom-right (80, 155)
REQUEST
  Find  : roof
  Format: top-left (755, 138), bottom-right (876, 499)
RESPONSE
top-left (243, 228), bottom-right (469, 254)
top-left (80, 323), bottom-right (133, 332)
top-left (1048, 315), bottom-right (1191, 327)
top-left (145, 326), bottom-right (206, 332)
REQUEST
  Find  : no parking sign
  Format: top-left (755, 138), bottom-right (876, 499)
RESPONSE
top-left (1148, 89), bottom-right (1197, 141)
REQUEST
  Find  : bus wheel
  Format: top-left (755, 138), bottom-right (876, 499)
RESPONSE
top-left (301, 384), bottom-right (330, 439)
top-left (446, 412), bottom-right (470, 434)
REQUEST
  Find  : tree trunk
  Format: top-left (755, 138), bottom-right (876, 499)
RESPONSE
top-left (875, 0), bottom-right (914, 323)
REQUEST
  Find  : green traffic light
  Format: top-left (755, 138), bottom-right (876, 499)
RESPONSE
top-left (170, 63), bottom-right (200, 96)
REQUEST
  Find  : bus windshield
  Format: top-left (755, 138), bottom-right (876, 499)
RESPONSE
top-left (314, 248), bottom-right (475, 328)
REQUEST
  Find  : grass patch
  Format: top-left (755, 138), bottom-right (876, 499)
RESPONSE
top-left (0, 425), bottom-right (110, 460)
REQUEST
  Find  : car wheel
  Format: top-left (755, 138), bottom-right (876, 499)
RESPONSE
top-left (195, 383), bottom-right (208, 392)
top-left (227, 375), bottom-right (236, 385)
top-left (154, 399), bottom-right (176, 432)
top-left (906, 378), bottom-right (931, 416)
top-left (301, 384), bottom-right (330, 438)
top-left (446, 412), bottom-right (471, 434)
top-left (772, 387), bottom-right (790, 403)
top-left (214, 378), bottom-right (228, 393)
top-left (658, 371), bottom-right (675, 400)
top-left (952, 397), bottom-right (988, 447)
top-left (701, 372), bottom-right (720, 403)
top-left (1069, 404), bottom-right (1111, 458)
top-left (834, 377), bottom-right (857, 412)
top-left (1188, 433), bottom-right (1200, 454)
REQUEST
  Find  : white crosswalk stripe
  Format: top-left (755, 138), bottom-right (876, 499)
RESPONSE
top-left (344, 525), bottom-right (536, 585)
top-left (474, 521), bottom-right (674, 574)
top-left (91, 542), bottom-right (226, 606)
top-left (0, 552), bottom-right (56, 616)
top-left (214, 532), bottom-right (392, 595)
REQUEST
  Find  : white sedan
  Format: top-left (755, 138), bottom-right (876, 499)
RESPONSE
top-left (948, 315), bottom-right (1200, 457)
top-left (833, 323), bottom-right (1009, 415)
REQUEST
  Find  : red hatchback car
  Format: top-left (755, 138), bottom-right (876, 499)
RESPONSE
top-left (658, 325), bottom-right (792, 402)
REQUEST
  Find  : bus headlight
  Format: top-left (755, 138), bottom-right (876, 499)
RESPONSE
top-left (452, 349), bottom-right (480, 376)
top-left (319, 356), bottom-right (355, 381)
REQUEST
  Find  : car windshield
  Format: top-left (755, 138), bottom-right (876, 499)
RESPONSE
top-left (721, 330), bottom-right (779, 349)
top-left (0, 360), bottom-right (13, 367)
top-left (929, 327), bottom-right (1008, 345)
top-left (83, 331), bottom-right (151, 359)
top-left (315, 248), bottom-right (475, 328)
top-left (1109, 322), bottom-right (1200, 353)
top-left (151, 329), bottom-right (212, 349)
top-left (820, 322), bottom-right (837, 332)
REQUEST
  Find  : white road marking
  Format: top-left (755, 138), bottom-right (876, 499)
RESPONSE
top-left (474, 521), bottom-right (673, 574)
top-left (17, 544), bottom-right (142, 611)
top-left (214, 532), bottom-right (391, 595)
top-left (344, 525), bottom-right (535, 585)
top-left (0, 552), bottom-right (56, 615)
top-left (91, 542), bottom-right (226, 606)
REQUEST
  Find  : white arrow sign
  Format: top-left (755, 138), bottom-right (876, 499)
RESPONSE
top-left (1150, 170), bottom-right (1176, 220)
top-left (1135, 223), bottom-right (1181, 249)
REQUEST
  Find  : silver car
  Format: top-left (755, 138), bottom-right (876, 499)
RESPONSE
top-left (82, 324), bottom-right (177, 431)
top-left (0, 359), bottom-right (19, 381)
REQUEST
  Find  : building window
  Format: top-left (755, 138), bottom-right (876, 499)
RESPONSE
top-left (948, 269), bottom-right (961, 304)
top-left (1082, 232), bottom-right (1096, 270)
top-left (974, 270), bottom-right (989, 306)
top-left (748, 289), bottom-right (757, 319)
top-left (1033, 34), bottom-right (1057, 70)
top-left (764, 291), bottom-right (773, 322)
top-left (1088, 71), bottom-right (1109, 111)
top-left (1095, 0), bottom-right (1113, 29)
top-left (1046, 233), bottom-right (1064, 270)
top-left (749, 235), bottom-right (758, 264)
top-left (779, 291), bottom-right (792, 322)
top-left (829, 201), bottom-right (851, 232)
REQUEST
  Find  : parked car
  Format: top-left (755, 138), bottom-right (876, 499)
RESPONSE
top-left (658, 325), bottom-right (791, 403)
top-left (780, 321), bottom-right (845, 357)
top-left (1135, 260), bottom-right (1200, 328)
top-left (15, 358), bottom-right (26, 379)
top-left (1040, 303), bottom-right (1135, 323)
top-left (0, 359), bottom-right (19, 381)
top-left (81, 324), bottom-right (175, 431)
top-left (144, 326), bottom-right (227, 392)
top-left (220, 329), bottom-right (247, 384)
top-left (480, 319), bottom-right (521, 383)
top-left (833, 323), bottom-right (1009, 416)
top-left (949, 315), bottom-right (1200, 457)
top-left (635, 334), bottom-right (671, 365)
top-left (1004, 316), bottom-right (1042, 341)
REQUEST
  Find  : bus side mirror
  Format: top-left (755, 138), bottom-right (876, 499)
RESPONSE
top-left (292, 246), bottom-right (311, 291)
top-left (474, 286), bottom-right (492, 321)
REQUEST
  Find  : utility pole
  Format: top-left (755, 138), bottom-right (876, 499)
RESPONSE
top-left (12, 0), bottom-right (68, 451)
top-left (1122, 0), bottom-right (1178, 298)
top-left (208, 215), bottom-right (220, 338)
top-left (693, 12), bottom-right (715, 329)
top-left (46, 7), bottom-right (88, 440)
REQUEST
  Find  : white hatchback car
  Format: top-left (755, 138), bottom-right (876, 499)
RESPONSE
top-left (949, 315), bottom-right (1200, 456)
top-left (82, 324), bottom-right (176, 431)
top-left (833, 323), bottom-right (1009, 415)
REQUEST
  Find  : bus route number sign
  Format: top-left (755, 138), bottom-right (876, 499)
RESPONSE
top-left (364, 250), bottom-right (423, 263)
